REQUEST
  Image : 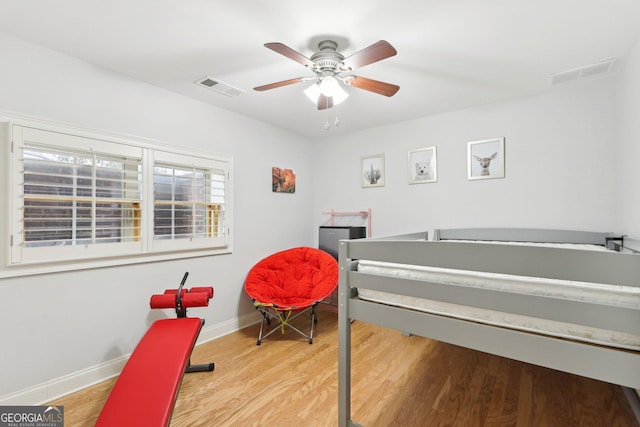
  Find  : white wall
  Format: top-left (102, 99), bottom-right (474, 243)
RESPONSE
top-left (616, 37), bottom-right (640, 239)
top-left (312, 78), bottom-right (620, 238)
top-left (0, 33), bottom-right (314, 400)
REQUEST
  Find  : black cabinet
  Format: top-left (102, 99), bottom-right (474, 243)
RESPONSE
top-left (319, 226), bottom-right (367, 309)
top-left (319, 226), bottom-right (367, 260)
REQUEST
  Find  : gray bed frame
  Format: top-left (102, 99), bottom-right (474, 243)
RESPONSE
top-left (337, 228), bottom-right (640, 427)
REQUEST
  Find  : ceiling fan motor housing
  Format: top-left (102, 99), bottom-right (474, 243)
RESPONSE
top-left (310, 40), bottom-right (345, 74)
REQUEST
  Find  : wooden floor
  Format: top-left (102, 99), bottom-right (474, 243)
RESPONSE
top-left (49, 308), bottom-right (639, 426)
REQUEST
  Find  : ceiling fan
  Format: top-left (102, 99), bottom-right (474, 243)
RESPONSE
top-left (254, 39), bottom-right (400, 110)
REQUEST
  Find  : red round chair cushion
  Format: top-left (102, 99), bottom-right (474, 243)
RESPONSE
top-left (244, 247), bottom-right (339, 309)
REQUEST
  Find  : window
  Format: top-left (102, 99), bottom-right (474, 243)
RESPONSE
top-left (23, 144), bottom-right (142, 248)
top-left (150, 151), bottom-right (229, 253)
top-left (153, 165), bottom-right (223, 240)
top-left (6, 123), bottom-right (232, 268)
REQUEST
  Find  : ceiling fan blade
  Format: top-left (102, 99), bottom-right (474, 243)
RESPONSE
top-left (341, 40), bottom-right (397, 71)
top-left (253, 77), bottom-right (305, 91)
top-left (346, 76), bottom-right (400, 97)
top-left (317, 95), bottom-right (334, 110)
top-left (264, 42), bottom-right (314, 68)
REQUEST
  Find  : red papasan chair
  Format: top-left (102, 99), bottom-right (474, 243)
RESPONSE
top-left (244, 247), bottom-right (339, 345)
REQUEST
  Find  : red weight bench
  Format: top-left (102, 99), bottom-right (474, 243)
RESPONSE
top-left (96, 273), bottom-right (214, 427)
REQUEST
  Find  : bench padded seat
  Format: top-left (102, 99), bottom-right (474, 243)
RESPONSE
top-left (96, 317), bottom-right (203, 427)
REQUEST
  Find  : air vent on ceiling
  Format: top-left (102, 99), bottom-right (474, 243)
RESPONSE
top-left (549, 59), bottom-right (617, 86)
top-left (195, 76), bottom-right (245, 97)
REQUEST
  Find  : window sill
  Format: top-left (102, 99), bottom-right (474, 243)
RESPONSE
top-left (0, 246), bottom-right (232, 278)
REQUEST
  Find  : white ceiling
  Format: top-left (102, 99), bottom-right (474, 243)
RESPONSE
top-left (1, 0), bottom-right (639, 139)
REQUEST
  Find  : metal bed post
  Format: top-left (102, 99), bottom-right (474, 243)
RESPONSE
top-left (338, 240), bottom-right (364, 427)
top-left (337, 239), bottom-right (351, 427)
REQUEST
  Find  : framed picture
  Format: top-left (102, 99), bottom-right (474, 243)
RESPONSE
top-left (361, 154), bottom-right (385, 188)
top-left (467, 137), bottom-right (505, 180)
top-left (408, 147), bottom-right (437, 184)
top-left (272, 167), bottom-right (296, 193)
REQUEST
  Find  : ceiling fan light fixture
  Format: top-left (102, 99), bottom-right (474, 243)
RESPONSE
top-left (320, 76), bottom-right (349, 103)
top-left (303, 82), bottom-right (322, 104)
top-left (304, 76), bottom-right (349, 106)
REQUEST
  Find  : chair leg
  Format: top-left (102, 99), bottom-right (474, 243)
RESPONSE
top-left (256, 309), bottom-right (272, 345)
top-left (308, 305), bottom-right (317, 344)
top-left (257, 312), bottom-right (266, 345)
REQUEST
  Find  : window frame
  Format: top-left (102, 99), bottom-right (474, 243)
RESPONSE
top-left (3, 119), bottom-right (233, 276)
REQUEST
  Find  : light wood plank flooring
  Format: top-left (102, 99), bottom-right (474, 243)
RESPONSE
top-left (49, 308), bottom-right (639, 426)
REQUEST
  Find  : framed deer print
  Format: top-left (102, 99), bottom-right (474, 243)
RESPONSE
top-left (467, 137), bottom-right (505, 180)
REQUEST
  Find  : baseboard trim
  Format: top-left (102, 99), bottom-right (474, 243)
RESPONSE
top-left (196, 312), bottom-right (260, 346)
top-left (0, 312), bottom-right (261, 406)
top-left (0, 357), bottom-right (128, 406)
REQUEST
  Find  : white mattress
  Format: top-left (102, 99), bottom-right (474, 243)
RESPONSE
top-left (356, 244), bottom-right (640, 351)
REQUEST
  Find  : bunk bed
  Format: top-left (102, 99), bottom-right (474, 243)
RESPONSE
top-left (337, 228), bottom-right (640, 427)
